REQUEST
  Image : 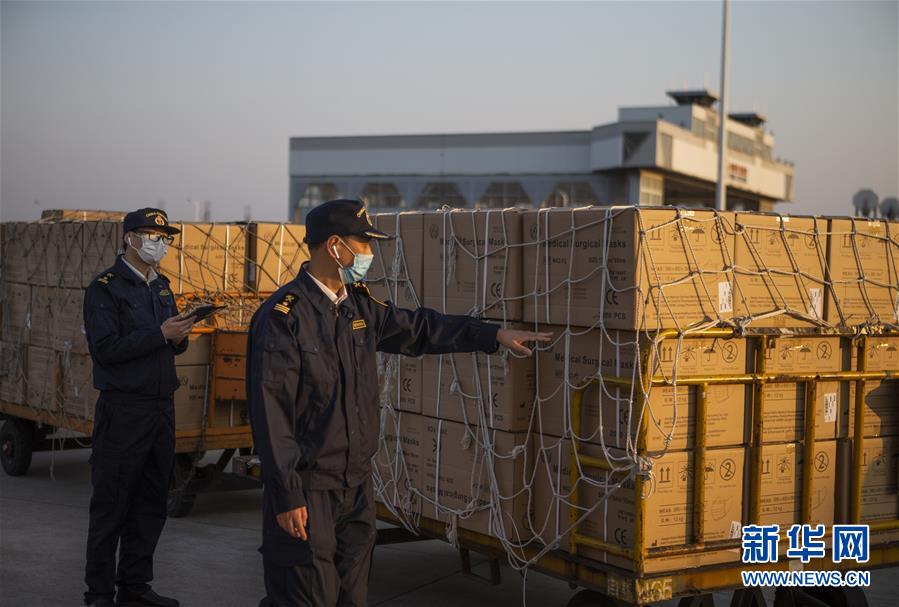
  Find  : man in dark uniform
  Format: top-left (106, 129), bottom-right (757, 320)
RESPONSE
top-left (247, 199), bottom-right (550, 607)
top-left (82, 208), bottom-right (194, 607)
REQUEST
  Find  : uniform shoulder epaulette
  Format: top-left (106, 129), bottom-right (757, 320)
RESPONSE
top-left (273, 292), bottom-right (300, 315)
top-left (352, 282), bottom-right (388, 308)
top-left (95, 271), bottom-right (116, 286)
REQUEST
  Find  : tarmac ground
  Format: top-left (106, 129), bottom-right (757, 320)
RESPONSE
top-left (2, 448), bottom-right (896, 607)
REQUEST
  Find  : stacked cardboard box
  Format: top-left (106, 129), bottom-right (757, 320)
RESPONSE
top-left (0, 214), bottom-right (296, 432)
top-left (246, 223), bottom-right (309, 293)
top-left (733, 214), bottom-right (828, 328)
top-left (209, 331), bottom-right (249, 429)
top-left (372, 206), bottom-right (899, 574)
top-left (826, 218), bottom-right (899, 327)
top-left (522, 207), bottom-right (736, 330)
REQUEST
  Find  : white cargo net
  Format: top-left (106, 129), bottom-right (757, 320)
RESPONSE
top-left (369, 205), bottom-right (899, 591)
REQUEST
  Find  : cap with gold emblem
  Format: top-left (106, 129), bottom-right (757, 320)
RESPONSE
top-left (303, 199), bottom-right (393, 245)
top-left (123, 207), bottom-right (181, 235)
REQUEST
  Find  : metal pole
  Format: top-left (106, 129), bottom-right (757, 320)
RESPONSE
top-left (715, 0), bottom-right (731, 211)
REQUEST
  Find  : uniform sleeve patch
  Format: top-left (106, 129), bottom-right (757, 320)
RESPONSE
top-left (273, 293), bottom-right (299, 315)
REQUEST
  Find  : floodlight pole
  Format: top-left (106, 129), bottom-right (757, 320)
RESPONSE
top-left (715, 0), bottom-right (731, 211)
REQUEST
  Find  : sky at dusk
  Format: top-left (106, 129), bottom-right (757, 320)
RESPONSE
top-left (2, 1), bottom-right (897, 222)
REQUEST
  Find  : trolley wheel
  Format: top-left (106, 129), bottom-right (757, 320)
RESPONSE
top-left (774, 587), bottom-right (867, 607)
top-left (0, 419), bottom-right (34, 476)
top-left (167, 453), bottom-right (197, 518)
top-left (566, 589), bottom-right (626, 607)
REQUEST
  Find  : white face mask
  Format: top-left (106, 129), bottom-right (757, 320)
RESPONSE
top-left (128, 233), bottom-right (168, 264)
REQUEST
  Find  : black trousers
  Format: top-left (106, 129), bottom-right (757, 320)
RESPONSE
top-left (84, 394), bottom-right (175, 605)
top-left (261, 480), bottom-right (377, 607)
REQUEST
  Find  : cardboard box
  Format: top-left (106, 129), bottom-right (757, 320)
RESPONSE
top-left (421, 327), bottom-right (536, 432)
top-left (836, 437), bottom-right (899, 523)
top-left (369, 213), bottom-right (425, 310)
top-left (60, 352), bottom-right (98, 419)
top-left (845, 380), bottom-right (899, 438)
top-left (522, 207), bottom-right (736, 329)
top-left (841, 335), bottom-right (899, 437)
top-left (1, 224), bottom-right (45, 285)
top-left (213, 331), bottom-right (248, 356)
top-left (826, 218), bottom-right (899, 326)
top-left (422, 209), bottom-right (523, 320)
top-left (160, 223), bottom-right (248, 294)
top-left (27, 346), bottom-right (58, 411)
top-left (733, 214), bottom-right (828, 328)
top-left (175, 333), bottom-right (213, 366)
top-left (174, 365), bottom-right (210, 431)
top-left (28, 286), bottom-right (53, 348)
top-left (247, 223), bottom-right (309, 293)
top-left (533, 439), bottom-right (745, 571)
top-left (0, 341), bottom-right (26, 404)
top-left (0, 283), bottom-right (30, 343)
top-left (214, 377), bottom-right (246, 401)
top-left (214, 352), bottom-right (246, 381)
top-left (756, 336), bottom-right (846, 442)
top-left (420, 417), bottom-right (532, 540)
top-left (374, 409), bottom-right (426, 508)
top-left (41, 209), bottom-right (126, 222)
top-left (53, 223), bottom-right (84, 289)
top-left (51, 288), bottom-right (88, 354)
top-left (82, 221), bottom-right (123, 287)
top-left (29, 287), bottom-right (88, 353)
top-left (536, 327), bottom-right (748, 449)
top-left (377, 354), bottom-right (423, 414)
top-left (758, 440), bottom-right (837, 527)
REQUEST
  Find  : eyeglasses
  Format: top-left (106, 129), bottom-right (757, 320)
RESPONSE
top-left (138, 232), bottom-right (175, 245)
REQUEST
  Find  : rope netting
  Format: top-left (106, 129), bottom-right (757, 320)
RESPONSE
top-left (0, 218), bottom-right (310, 436)
top-left (369, 205), bottom-right (899, 576)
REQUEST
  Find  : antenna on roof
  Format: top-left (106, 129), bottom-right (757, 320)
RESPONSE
top-left (852, 189), bottom-right (879, 218)
top-left (880, 196), bottom-right (899, 221)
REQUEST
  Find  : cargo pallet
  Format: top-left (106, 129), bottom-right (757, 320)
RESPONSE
top-left (0, 328), bottom-right (260, 518)
top-left (374, 328), bottom-right (899, 607)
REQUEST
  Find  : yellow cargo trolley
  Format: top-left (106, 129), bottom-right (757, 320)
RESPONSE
top-left (373, 328), bottom-right (899, 607)
top-left (0, 327), bottom-right (260, 518)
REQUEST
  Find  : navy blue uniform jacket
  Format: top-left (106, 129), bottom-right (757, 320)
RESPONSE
top-left (247, 266), bottom-right (499, 561)
top-left (82, 255), bottom-right (188, 398)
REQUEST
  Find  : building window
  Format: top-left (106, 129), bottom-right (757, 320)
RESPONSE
top-left (415, 182), bottom-right (467, 209)
top-left (297, 183), bottom-right (339, 208)
top-left (541, 182), bottom-right (600, 208)
top-left (727, 132), bottom-right (755, 156)
top-left (478, 182), bottom-right (531, 209)
top-left (358, 183), bottom-right (403, 209)
top-left (640, 173), bottom-right (664, 206)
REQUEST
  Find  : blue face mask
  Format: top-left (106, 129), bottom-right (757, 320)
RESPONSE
top-left (333, 239), bottom-right (374, 285)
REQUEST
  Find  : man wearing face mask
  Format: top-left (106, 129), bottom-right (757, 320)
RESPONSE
top-left (247, 199), bottom-right (551, 607)
top-left (82, 208), bottom-right (194, 607)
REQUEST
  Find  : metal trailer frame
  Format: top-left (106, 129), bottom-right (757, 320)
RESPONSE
top-left (375, 328), bottom-right (899, 607)
top-left (0, 327), bottom-right (260, 518)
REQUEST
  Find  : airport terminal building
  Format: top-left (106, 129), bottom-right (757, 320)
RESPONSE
top-left (288, 90), bottom-right (795, 222)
